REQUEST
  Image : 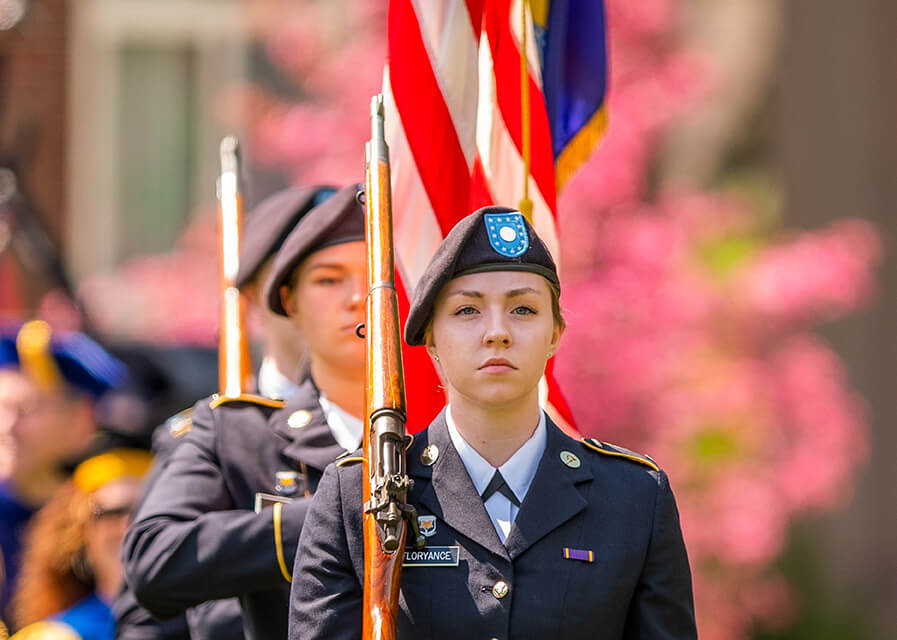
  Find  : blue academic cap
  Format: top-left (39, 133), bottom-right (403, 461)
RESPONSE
top-left (0, 321), bottom-right (127, 399)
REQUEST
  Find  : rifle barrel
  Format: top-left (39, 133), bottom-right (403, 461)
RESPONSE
top-left (362, 94), bottom-right (413, 640)
top-left (216, 136), bottom-right (252, 397)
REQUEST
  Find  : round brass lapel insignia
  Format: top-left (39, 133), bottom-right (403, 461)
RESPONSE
top-left (560, 450), bottom-right (581, 469)
top-left (420, 444), bottom-right (439, 466)
top-left (288, 410), bottom-right (312, 429)
top-left (492, 580), bottom-right (510, 599)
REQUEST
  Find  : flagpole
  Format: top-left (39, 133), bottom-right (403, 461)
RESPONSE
top-left (518, 0), bottom-right (533, 222)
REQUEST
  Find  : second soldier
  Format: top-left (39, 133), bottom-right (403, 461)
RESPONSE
top-left (121, 184), bottom-right (368, 639)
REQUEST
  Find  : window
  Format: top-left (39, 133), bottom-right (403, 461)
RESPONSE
top-left (67, 0), bottom-right (247, 281)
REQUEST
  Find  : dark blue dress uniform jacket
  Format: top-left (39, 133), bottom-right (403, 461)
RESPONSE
top-left (289, 412), bottom-right (697, 640)
top-left (122, 379), bottom-right (347, 640)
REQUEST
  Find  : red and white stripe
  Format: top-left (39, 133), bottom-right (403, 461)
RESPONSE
top-left (386, 0), bottom-right (577, 433)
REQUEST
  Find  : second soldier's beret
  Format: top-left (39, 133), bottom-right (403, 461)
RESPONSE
top-left (404, 206), bottom-right (559, 346)
top-left (263, 183), bottom-right (366, 316)
top-left (236, 185), bottom-right (337, 287)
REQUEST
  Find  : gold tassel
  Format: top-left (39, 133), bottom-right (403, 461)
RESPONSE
top-left (16, 320), bottom-right (62, 393)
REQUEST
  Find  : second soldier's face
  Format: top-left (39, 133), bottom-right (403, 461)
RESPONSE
top-left (428, 271), bottom-right (562, 411)
top-left (283, 241), bottom-right (367, 375)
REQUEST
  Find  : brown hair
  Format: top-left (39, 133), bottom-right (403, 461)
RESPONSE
top-left (11, 482), bottom-right (94, 628)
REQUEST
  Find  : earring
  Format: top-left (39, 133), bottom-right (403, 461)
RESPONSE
top-left (433, 355), bottom-right (440, 361)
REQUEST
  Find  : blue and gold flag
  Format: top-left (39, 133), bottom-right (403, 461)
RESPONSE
top-left (532, 0), bottom-right (609, 189)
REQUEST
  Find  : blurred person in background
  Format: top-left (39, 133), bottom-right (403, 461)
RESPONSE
top-left (122, 184), bottom-right (368, 640)
top-left (10, 435), bottom-right (152, 639)
top-left (114, 184), bottom-right (338, 640)
top-left (0, 321), bottom-right (126, 622)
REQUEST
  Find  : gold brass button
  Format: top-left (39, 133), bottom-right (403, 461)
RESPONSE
top-left (492, 580), bottom-right (509, 599)
top-left (288, 410), bottom-right (312, 429)
top-left (420, 444), bottom-right (439, 466)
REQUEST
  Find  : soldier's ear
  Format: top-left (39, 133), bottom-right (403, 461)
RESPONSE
top-left (549, 322), bottom-right (564, 355)
top-left (279, 285), bottom-right (294, 316)
top-left (424, 330), bottom-right (440, 363)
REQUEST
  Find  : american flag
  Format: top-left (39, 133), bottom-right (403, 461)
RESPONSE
top-left (385, 0), bottom-right (609, 434)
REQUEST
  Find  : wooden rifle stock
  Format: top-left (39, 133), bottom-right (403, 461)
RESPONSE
top-left (216, 136), bottom-right (253, 397)
top-left (362, 95), bottom-right (423, 640)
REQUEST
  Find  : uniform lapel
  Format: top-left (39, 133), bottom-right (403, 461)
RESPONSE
top-left (504, 419), bottom-right (593, 560)
top-left (272, 379), bottom-right (346, 471)
top-left (409, 414), bottom-right (510, 560)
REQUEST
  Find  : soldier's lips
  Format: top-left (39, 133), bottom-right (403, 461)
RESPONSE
top-left (479, 358), bottom-right (516, 373)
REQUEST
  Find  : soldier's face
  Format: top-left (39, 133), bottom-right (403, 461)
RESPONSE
top-left (428, 271), bottom-right (562, 411)
top-left (282, 241), bottom-right (367, 376)
top-left (246, 260), bottom-right (307, 372)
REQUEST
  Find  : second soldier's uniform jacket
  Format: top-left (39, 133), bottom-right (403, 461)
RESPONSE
top-left (123, 378), bottom-right (348, 640)
top-left (115, 418), bottom-right (244, 640)
top-left (289, 411), bottom-right (697, 640)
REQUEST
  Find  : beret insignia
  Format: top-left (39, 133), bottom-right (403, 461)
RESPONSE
top-left (484, 212), bottom-right (528, 257)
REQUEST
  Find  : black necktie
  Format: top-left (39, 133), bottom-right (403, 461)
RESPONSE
top-left (480, 470), bottom-right (520, 507)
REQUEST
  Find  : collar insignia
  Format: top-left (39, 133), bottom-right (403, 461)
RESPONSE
top-left (420, 444), bottom-right (439, 466)
top-left (560, 450), bottom-right (581, 469)
top-left (288, 410), bottom-right (312, 429)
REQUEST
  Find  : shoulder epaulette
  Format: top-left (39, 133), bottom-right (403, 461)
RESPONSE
top-left (336, 456), bottom-right (366, 468)
top-left (581, 438), bottom-right (659, 472)
top-left (165, 407), bottom-right (193, 439)
top-left (10, 621), bottom-right (80, 640)
top-left (209, 393), bottom-right (286, 410)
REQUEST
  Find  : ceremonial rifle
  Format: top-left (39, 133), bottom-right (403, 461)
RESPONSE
top-left (216, 136), bottom-right (253, 397)
top-left (362, 95), bottom-right (424, 640)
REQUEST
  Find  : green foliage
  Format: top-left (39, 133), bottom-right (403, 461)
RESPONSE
top-left (753, 525), bottom-right (875, 640)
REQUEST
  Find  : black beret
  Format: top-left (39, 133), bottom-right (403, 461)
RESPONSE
top-left (235, 185), bottom-right (338, 287)
top-left (404, 206), bottom-right (559, 346)
top-left (263, 183), bottom-right (366, 316)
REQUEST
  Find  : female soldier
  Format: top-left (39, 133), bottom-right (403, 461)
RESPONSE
top-left (289, 206), bottom-right (697, 639)
top-left (122, 184), bottom-right (368, 640)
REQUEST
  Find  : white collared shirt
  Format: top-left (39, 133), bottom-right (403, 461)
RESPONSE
top-left (446, 408), bottom-right (547, 543)
top-left (257, 356), bottom-right (299, 401)
top-left (318, 393), bottom-right (363, 452)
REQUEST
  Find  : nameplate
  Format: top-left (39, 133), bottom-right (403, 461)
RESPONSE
top-left (403, 546), bottom-right (460, 567)
top-left (254, 492), bottom-right (293, 513)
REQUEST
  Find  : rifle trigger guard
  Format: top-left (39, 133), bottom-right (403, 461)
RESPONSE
top-left (402, 503), bottom-right (426, 549)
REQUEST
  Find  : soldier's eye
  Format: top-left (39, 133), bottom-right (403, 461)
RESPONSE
top-left (511, 306), bottom-right (536, 315)
top-left (454, 306), bottom-right (478, 316)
